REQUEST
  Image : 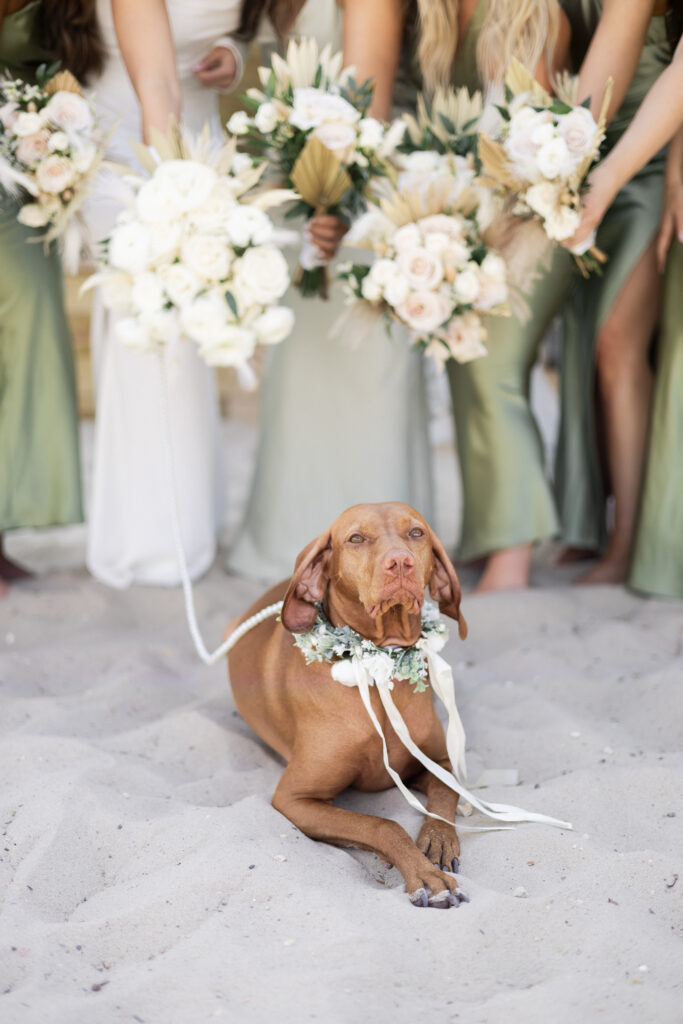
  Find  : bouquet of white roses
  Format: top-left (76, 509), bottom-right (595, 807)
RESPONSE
top-left (0, 64), bottom-right (106, 270)
top-left (88, 125), bottom-right (295, 380)
top-left (479, 59), bottom-right (612, 273)
top-left (227, 37), bottom-right (405, 297)
top-left (337, 160), bottom-right (510, 369)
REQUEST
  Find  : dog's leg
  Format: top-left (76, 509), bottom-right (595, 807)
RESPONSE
top-left (413, 764), bottom-right (463, 880)
top-left (272, 761), bottom-right (466, 908)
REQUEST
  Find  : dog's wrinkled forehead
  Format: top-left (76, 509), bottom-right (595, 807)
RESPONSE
top-left (330, 502), bottom-right (431, 547)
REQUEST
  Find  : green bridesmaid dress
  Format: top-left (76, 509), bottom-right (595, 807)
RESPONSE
top-left (554, 1), bottom-right (671, 551)
top-left (629, 241), bottom-right (683, 598)
top-left (445, 1), bottom-right (573, 560)
top-left (0, 0), bottom-right (83, 532)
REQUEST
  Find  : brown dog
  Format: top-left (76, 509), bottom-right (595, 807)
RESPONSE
top-left (226, 502), bottom-right (469, 908)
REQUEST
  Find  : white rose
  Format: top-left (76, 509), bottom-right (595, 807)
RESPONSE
top-left (227, 110), bottom-right (251, 135)
top-left (358, 117), bottom-right (384, 150)
top-left (536, 137), bottom-right (575, 180)
top-left (397, 247), bottom-right (444, 290)
top-left (252, 305), bottom-right (294, 344)
top-left (12, 111), bottom-right (44, 136)
top-left (396, 290), bottom-right (451, 333)
top-left (109, 220), bottom-right (152, 273)
top-left (180, 295), bottom-right (227, 345)
top-left (453, 265), bottom-right (481, 305)
top-left (35, 154), bottom-right (75, 194)
top-left (181, 234), bottom-right (231, 282)
top-left (199, 326), bottom-right (256, 366)
top-left (231, 152), bottom-right (253, 175)
top-left (186, 181), bottom-right (237, 232)
top-left (361, 274), bottom-right (383, 302)
top-left (130, 271), bottom-right (166, 315)
top-left (289, 87), bottom-right (360, 131)
top-left (254, 101), bottom-right (281, 134)
top-left (393, 223), bottom-right (422, 252)
top-left (114, 316), bottom-right (152, 351)
top-left (417, 214), bottom-right (465, 240)
top-left (160, 262), bottom-right (201, 308)
top-left (147, 220), bottom-right (183, 265)
top-left (312, 121), bottom-right (357, 164)
top-left (558, 106), bottom-right (600, 157)
top-left (15, 130), bottom-right (50, 165)
top-left (423, 232), bottom-right (451, 256)
top-left (383, 273), bottom-right (410, 307)
top-left (530, 121), bottom-right (555, 147)
top-left (48, 130), bottom-right (69, 152)
top-left (233, 245), bottom-right (290, 305)
top-left (224, 205), bottom-right (274, 248)
top-left (17, 202), bottom-right (51, 228)
top-left (43, 91), bottom-right (93, 133)
top-left (368, 258), bottom-right (400, 288)
top-left (153, 160), bottom-right (218, 213)
top-left (141, 308), bottom-right (176, 343)
top-left (479, 252), bottom-right (507, 283)
top-left (397, 150), bottom-right (442, 173)
top-left (473, 274), bottom-right (508, 311)
top-left (443, 312), bottom-right (488, 363)
top-left (543, 204), bottom-right (581, 241)
top-left (505, 108), bottom-right (551, 182)
top-left (136, 176), bottom-right (178, 223)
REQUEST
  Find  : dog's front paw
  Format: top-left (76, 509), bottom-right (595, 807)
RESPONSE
top-left (416, 819), bottom-right (460, 875)
top-left (406, 859), bottom-right (468, 910)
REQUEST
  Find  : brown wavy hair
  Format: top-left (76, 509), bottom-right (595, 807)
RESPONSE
top-left (235, 0), bottom-right (308, 41)
top-left (0, 0), bottom-right (104, 82)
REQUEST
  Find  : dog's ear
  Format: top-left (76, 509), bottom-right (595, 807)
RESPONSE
top-left (428, 528), bottom-right (468, 640)
top-left (281, 531), bottom-right (332, 633)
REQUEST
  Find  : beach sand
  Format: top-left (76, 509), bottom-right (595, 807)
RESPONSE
top-left (1, 404), bottom-right (682, 1024)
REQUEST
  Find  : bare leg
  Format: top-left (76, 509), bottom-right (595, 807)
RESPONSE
top-left (272, 762), bottom-right (464, 907)
top-left (0, 533), bottom-right (33, 583)
top-left (578, 242), bottom-right (659, 584)
top-left (475, 542), bottom-right (533, 593)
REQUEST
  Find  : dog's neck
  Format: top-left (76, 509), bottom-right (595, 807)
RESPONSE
top-left (324, 587), bottom-right (424, 648)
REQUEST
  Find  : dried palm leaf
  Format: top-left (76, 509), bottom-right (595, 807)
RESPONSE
top-left (478, 134), bottom-right (526, 191)
top-left (290, 136), bottom-right (352, 209)
top-left (44, 70), bottom-right (82, 95)
top-left (506, 58), bottom-right (551, 106)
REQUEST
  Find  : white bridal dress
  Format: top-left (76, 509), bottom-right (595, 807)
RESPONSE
top-left (84, 0), bottom-right (242, 588)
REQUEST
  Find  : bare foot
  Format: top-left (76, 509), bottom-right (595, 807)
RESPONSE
top-left (0, 553), bottom-right (33, 582)
top-left (553, 546), bottom-right (597, 566)
top-left (474, 544), bottom-right (532, 593)
top-left (575, 557), bottom-right (629, 585)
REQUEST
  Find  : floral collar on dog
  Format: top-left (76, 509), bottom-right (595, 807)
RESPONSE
top-left (292, 601), bottom-right (449, 693)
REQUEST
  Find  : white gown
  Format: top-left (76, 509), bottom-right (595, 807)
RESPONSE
top-left (84, 0), bottom-right (241, 588)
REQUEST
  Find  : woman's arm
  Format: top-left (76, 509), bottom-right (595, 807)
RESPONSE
top-left (656, 122), bottom-right (683, 270)
top-left (574, 0), bottom-right (657, 121)
top-left (563, 34), bottom-right (683, 251)
top-left (111, 0), bottom-right (181, 141)
top-left (341, 0), bottom-right (404, 119)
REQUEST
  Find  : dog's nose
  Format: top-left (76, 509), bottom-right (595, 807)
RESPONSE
top-left (383, 549), bottom-right (416, 575)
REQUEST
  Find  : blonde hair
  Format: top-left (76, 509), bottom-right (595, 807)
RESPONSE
top-left (416, 0), bottom-right (561, 92)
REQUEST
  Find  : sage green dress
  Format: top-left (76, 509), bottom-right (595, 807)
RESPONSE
top-left (554, 2), bottom-right (672, 551)
top-left (0, 1), bottom-right (83, 532)
top-left (629, 241), bottom-right (683, 598)
top-left (445, 0), bottom-right (573, 560)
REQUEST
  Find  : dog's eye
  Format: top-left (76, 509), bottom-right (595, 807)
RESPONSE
top-left (348, 534), bottom-right (365, 544)
top-left (408, 528), bottom-right (424, 538)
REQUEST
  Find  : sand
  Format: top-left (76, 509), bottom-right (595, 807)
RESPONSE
top-left (1, 412), bottom-right (682, 1024)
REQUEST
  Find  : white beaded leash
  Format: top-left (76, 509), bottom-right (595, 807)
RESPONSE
top-left (159, 350), bottom-right (282, 665)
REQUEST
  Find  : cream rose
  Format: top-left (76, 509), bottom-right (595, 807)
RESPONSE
top-left (392, 223), bottom-right (422, 252)
top-left (397, 247), bottom-right (444, 291)
top-left (543, 204), bottom-right (581, 241)
top-left (148, 221), bottom-right (183, 265)
top-left (180, 295), bottom-right (227, 345)
top-left (109, 220), bottom-right (152, 273)
top-left (227, 110), bottom-right (251, 135)
top-left (48, 131), bottom-right (69, 152)
top-left (383, 273), bottom-right (410, 307)
top-left (479, 252), bottom-right (507, 283)
top-left (368, 258), bottom-right (400, 288)
top-left (396, 290), bottom-right (451, 334)
top-left (0, 101), bottom-right (18, 130)
top-left (357, 117), bottom-right (384, 150)
top-left (443, 312), bottom-right (488, 363)
top-left (160, 262), bottom-right (201, 308)
top-left (16, 130), bottom-right (51, 165)
top-left (537, 137), bottom-right (575, 180)
top-left (558, 106), bottom-right (600, 157)
top-left (35, 154), bottom-right (75, 194)
top-left (289, 87), bottom-right (360, 131)
top-left (232, 245), bottom-right (290, 306)
top-left (17, 202), bottom-right (51, 228)
top-left (154, 160), bottom-right (218, 213)
top-left (44, 91), bottom-right (93, 133)
top-left (312, 121), bottom-right (357, 164)
top-left (473, 274), bottom-right (508, 311)
top-left (453, 265), bottom-right (481, 305)
top-left (181, 234), bottom-right (231, 282)
top-left (254, 101), bottom-right (281, 134)
top-left (360, 274), bottom-right (383, 302)
top-left (72, 143), bottom-right (97, 174)
top-left (525, 181), bottom-right (562, 220)
top-left (130, 272), bottom-right (166, 315)
top-left (418, 214), bottom-right (465, 240)
top-left (252, 305), bottom-right (295, 344)
top-left (12, 111), bottom-right (44, 137)
top-left (199, 326), bottom-right (257, 366)
top-left (224, 205), bottom-right (273, 248)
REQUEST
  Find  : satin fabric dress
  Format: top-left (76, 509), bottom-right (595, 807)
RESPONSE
top-left (443, 0), bottom-right (573, 561)
top-left (0, 1), bottom-right (83, 532)
top-left (226, 3), bottom-right (433, 583)
top-left (629, 241), bottom-right (683, 598)
top-left (554, 1), bottom-right (672, 551)
top-left (83, 0), bottom-right (242, 588)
